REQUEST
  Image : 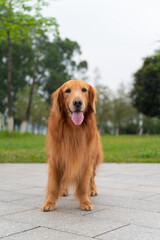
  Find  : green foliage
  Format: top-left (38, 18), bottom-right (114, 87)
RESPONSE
top-left (43, 37), bottom-right (87, 101)
top-left (96, 83), bottom-right (139, 134)
top-left (0, 0), bottom-right (87, 127)
top-left (0, 0), bottom-right (58, 126)
top-left (131, 52), bottom-right (160, 118)
top-left (0, 0), bottom-right (58, 43)
top-left (95, 84), bottom-right (112, 133)
top-left (30, 91), bottom-right (50, 127)
top-left (0, 41), bottom-right (34, 113)
top-left (143, 117), bottom-right (160, 134)
top-left (15, 87), bottom-right (49, 127)
top-left (0, 34), bottom-right (87, 120)
top-left (0, 0), bottom-right (35, 42)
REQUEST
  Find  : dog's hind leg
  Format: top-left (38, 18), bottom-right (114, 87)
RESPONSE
top-left (90, 167), bottom-right (97, 196)
top-left (61, 186), bottom-right (69, 196)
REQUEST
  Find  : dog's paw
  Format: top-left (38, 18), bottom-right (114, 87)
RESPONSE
top-left (91, 190), bottom-right (97, 196)
top-left (41, 202), bottom-right (55, 212)
top-left (80, 201), bottom-right (94, 211)
top-left (62, 190), bottom-right (69, 197)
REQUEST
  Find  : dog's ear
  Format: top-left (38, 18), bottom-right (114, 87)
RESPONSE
top-left (51, 88), bottom-right (63, 114)
top-left (89, 85), bottom-right (97, 113)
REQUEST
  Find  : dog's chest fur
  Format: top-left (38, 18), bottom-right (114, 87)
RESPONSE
top-left (55, 125), bottom-right (91, 182)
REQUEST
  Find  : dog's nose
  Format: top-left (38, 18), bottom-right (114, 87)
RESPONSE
top-left (73, 98), bottom-right (82, 109)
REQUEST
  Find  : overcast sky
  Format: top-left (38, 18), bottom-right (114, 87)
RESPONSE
top-left (43, 0), bottom-right (160, 90)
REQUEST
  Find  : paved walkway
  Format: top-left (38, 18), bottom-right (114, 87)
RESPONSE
top-left (0, 164), bottom-right (160, 239)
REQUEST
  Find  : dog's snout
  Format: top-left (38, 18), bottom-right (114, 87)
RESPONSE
top-left (73, 98), bottom-right (82, 109)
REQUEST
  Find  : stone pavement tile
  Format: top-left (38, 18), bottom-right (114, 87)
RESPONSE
top-left (4, 195), bottom-right (45, 208)
top-left (96, 175), bottom-right (143, 186)
top-left (97, 174), bottom-right (150, 183)
top-left (126, 178), bottom-right (160, 188)
top-left (15, 186), bottom-right (45, 195)
top-left (9, 189), bottom-right (103, 208)
top-left (15, 176), bottom-right (48, 188)
top-left (96, 187), bottom-right (155, 199)
top-left (7, 193), bottom-right (73, 208)
top-left (1, 163), bottom-right (160, 238)
top-left (0, 201), bottom-right (37, 217)
top-left (0, 164), bottom-right (47, 187)
top-left (0, 218), bottom-right (39, 238)
top-left (128, 185), bottom-right (160, 194)
top-left (2, 208), bottom-right (129, 238)
top-left (0, 190), bottom-right (33, 203)
top-left (0, 170), bottom-right (44, 180)
top-left (143, 194), bottom-right (160, 202)
top-left (8, 197), bottom-right (109, 216)
top-left (97, 169), bottom-right (160, 187)
top-left (96, 179), bottom-right (138, 189)
top-left (0, 163), bottom-right (47, 173)
top-left (0, 183), bottom-right (32, 192)
top-left (96, 224), bottom-right (160, 240)
top-left (91, 195), bottom-right (160, 212)
top-left (54, 198), bottom-right (109, 216)
top-left (98, 164), bottom-right (160, 176)
top-left (15, 186), bottom-right (74, 199)
top-left (0, 175), bottom-right (48, 188)
top-left (112, 174), bottom-right (160, 187)
top-left (84, 206), bottom-right (160, 229)
top-left (5, 227), bottom-right (93, 240)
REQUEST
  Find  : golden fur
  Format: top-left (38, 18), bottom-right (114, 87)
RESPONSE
top-left (41, 80), bottom-right (103, 211)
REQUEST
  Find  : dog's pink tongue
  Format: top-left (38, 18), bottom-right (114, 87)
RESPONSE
top-left (71, 112), bottom-right (84, 125)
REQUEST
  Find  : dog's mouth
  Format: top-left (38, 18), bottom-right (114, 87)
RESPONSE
top-left (69, 108), bottom-right (84, 126)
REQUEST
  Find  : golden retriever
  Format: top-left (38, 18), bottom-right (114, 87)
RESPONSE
top-left (41, 80), bottom-right (103, 211)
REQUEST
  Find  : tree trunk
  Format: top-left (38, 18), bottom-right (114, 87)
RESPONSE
top-left (139, 127), bottom-right (143, 136)
top-left (115, 126), bottom-right (120, 136)
top-left (32, 124), bottom-right (35, 134)
top-left (7, 31), bottom-right (14, 132)
top-left (20, 121), bottom-right (28, 133)
top-left (147, 129), bottom-right (150, 135)
top-left (20, 51), bottom-right (39, 133)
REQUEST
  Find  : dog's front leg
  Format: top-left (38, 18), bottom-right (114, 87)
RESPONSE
top-left (41, 163), bottom-right (60, 212)
top-left (76, 167), bottom-right (93, 211)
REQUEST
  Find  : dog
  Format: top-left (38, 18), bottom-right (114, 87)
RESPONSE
top-left (41, 80), bottom-right (103, 211)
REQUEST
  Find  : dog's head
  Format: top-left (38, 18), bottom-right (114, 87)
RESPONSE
top-left (52, 80), bottom-right (97, 125)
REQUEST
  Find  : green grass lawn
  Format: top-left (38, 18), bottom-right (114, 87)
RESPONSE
top-left (0, 131), bottom-right (160, 163)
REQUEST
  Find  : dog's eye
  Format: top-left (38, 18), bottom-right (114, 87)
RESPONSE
top-left (82, 88), bottom-right (87, 92)
top-left (66, 88), bottom-right (71, 93)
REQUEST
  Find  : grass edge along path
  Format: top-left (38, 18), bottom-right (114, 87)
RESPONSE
top-left (0, 131), bottom-right (160, 163)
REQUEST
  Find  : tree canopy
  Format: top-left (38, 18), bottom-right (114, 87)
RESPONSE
top-left (131, 52), bottom-right (160, 118)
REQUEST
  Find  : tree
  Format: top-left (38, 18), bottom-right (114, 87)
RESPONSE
top-left (0, 35), bottom-right (88, 132)
top-left (131, 52), bottom-right (160, 118)
top-left (95, 84), bottom-right (112, 133)
top-left (110, 98), bottom-right (128, 135)
top-left (43, 37), bottom-right (88, 102)
top-left (15, 87), bottom-right (49, 132)
top-left (20, 17), bottom-right (58, 133)
top-left (110, 84), bottom-right (137, 135)
top-left (0, 0), bottom-right (36, 132)
top-left (0, 40), bottom-right (34, 115)
top-left (0, 0), bottom-right (58, 132)
top-left (92, 68), bottom-right (112, 133)
top-left (30, 95), bottom-right (49, 134)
